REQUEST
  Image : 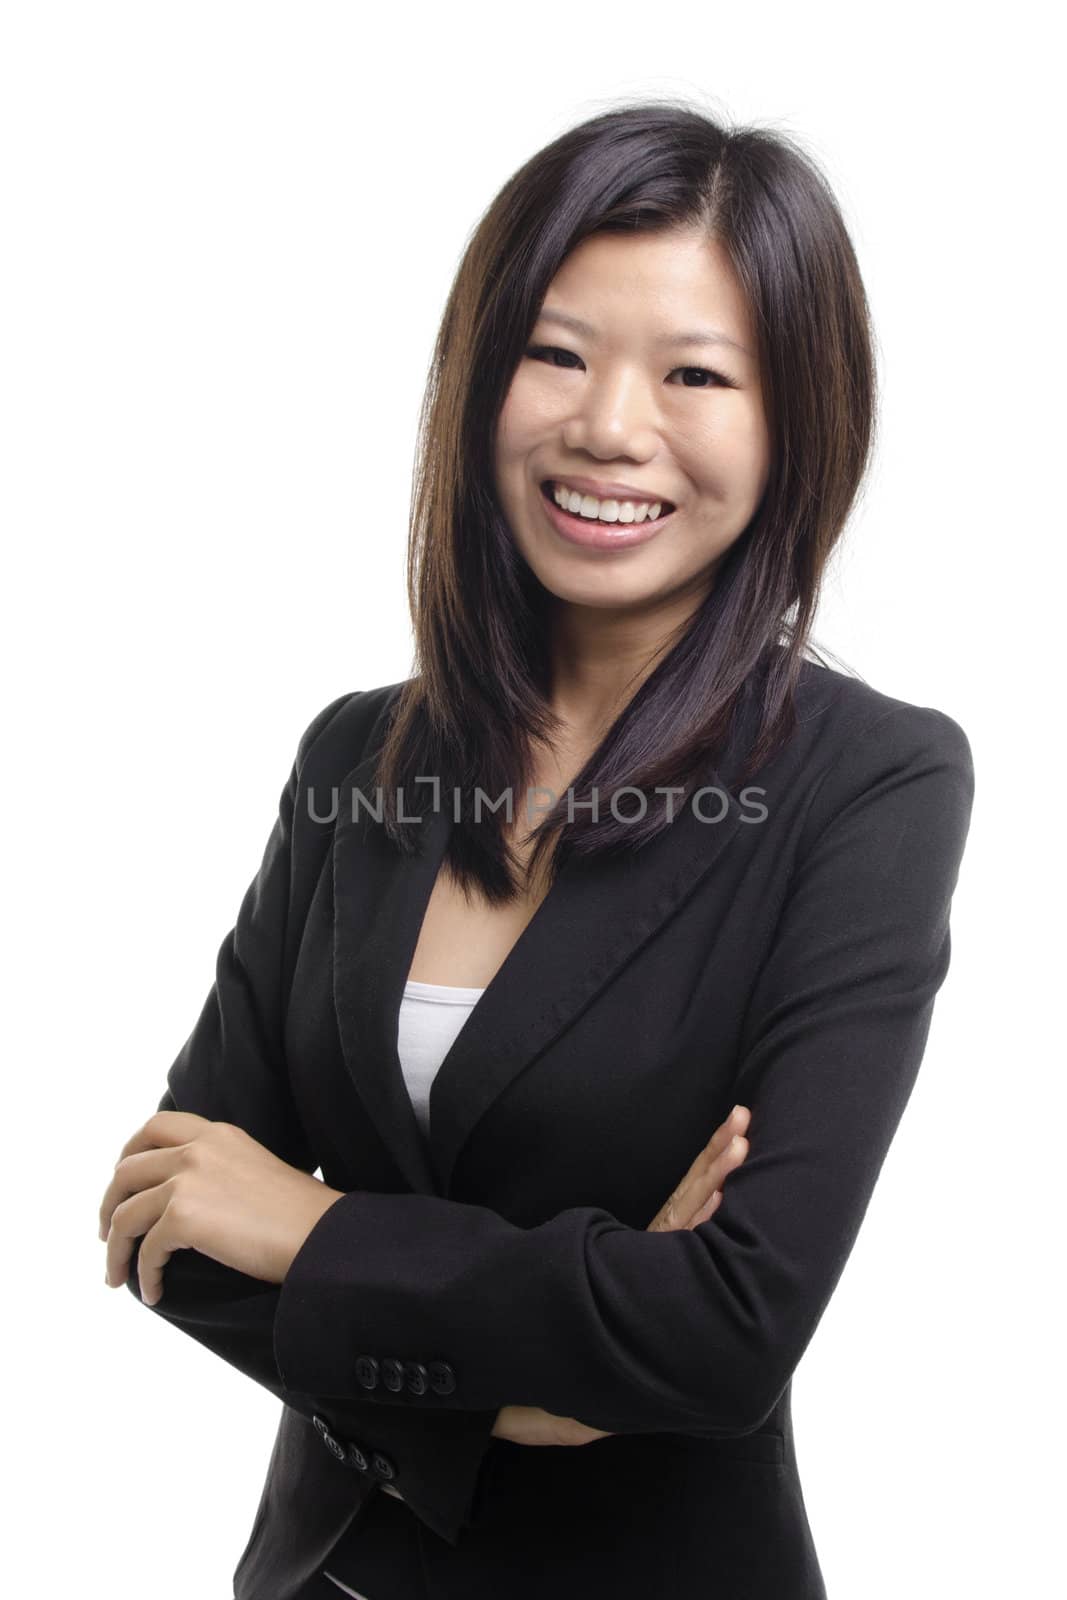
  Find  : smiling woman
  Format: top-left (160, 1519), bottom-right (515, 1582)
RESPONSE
top-left (374, 100), bottom-right (881, 898)
top-left (498, 228), bottom-right (770, 574)
top-left (109, 97), bottom-right (973, 1600)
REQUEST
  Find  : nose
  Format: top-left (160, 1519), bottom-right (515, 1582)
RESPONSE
top-left (561, 369), bottom-right (660, 462)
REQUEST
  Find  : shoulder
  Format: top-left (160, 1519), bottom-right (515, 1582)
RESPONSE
top-left (292, 680), bottom-right (410, 784)
top-left (789, 655), bottom-right (973, 780)
top-left (782, 658), bottom-right (975, 854)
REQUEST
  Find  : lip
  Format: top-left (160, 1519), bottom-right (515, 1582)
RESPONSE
top-left (536, 479), bottom-right (675, 552)
top-left (543, 473), bottom-right (677, 508)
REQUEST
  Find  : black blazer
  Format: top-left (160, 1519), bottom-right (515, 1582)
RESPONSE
top-left (124, 651), bottom-right (975, 1600)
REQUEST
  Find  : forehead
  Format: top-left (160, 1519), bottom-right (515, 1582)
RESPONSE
top-left (537, 229), bottom-right (755, 356)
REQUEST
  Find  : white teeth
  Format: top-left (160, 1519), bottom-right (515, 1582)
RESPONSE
top-left (551, 482), bottom-right (664, 524)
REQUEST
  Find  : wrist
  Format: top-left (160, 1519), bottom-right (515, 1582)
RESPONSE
top-left (277, 1183), bottom-right (346, 1282)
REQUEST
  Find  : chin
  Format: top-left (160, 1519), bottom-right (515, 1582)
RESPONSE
top-left (528, 559), bottom-right (665, 611)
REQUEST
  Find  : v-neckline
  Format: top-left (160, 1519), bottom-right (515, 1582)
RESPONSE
top-left (398, 819), bottom-right (569, 1063)
top-left (331, 700), bottom-right (755, 1196)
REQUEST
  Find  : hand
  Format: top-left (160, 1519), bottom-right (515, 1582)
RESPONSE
top-left (646, 1102), bottom-right (751, 1232)
top-left (98, 1111), bottom-right (345, 1304)
top-left (490, 1405), bottom-right (611, 1447)
top-left (490, 1104), bottom-right (752, 1447)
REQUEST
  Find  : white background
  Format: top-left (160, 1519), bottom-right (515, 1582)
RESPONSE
top-left (4, 3), bottom-right (1061, 1595)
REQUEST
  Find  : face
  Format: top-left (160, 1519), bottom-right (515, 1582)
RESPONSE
top-left (494, 226), bottom-right (772, 636)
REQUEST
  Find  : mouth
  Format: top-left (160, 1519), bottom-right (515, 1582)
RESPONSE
top-left (537, 479), bottom-right (677, 549)
top-left (537, 476), bottom-right (681, 521)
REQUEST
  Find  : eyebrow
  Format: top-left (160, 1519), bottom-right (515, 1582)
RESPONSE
top-left (536, 306), bottom-right (752, 358)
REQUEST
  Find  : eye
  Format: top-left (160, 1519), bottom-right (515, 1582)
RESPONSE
top-left (524, 344), bottom-right (583, 370)
top-left (667, 366), bottom-right (737, 390)
top-left (523, 345), bottom-right (738, 389)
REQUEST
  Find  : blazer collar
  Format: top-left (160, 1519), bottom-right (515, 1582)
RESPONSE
top-left (331, 698), bottom-right (758, 1199)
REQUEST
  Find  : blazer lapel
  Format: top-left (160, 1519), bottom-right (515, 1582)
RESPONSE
top-left (331, 736), bottom-right (753, 1199)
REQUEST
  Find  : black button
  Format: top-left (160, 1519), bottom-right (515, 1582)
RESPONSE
top-left (404, 1361), bottom-right (429, 1396)
top-left (320, 1428), bottom-right (347, 1463)
top-left (355, 1355), bottom-right (380, 1391)
top-left (347, 1442), bottom-right (370, 1473)
top-left (371, 1450), bottom-right (397, 1481)
top-left (428, 1361), bottom-right (456, 1395)
top-left (381, 1358), bottom-right (405, 1393)
top-left (312, 1413), bottom-right (331, 1437)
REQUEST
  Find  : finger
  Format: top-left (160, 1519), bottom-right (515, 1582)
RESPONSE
top-left (99, 1147), bottom-right (178, 1242)
top-left (104, 1184), bottom-right (168, 1293)
top-left (702, 1104), bottom-right (750, 1160)
top-left (649, 1132), bottom-right (749, 1232)
top-left (564, 1417), bottom-right (615, 1445)
top-left (116, 1110), bottom-right (213, 1164)
top-left (133, 1213), bottom-right (178, 1307)
top-left (660, 1107), bottom-right (751, 1226)
top-left (690, 1188), bottom-right (723, 1227)
top-left (687, 1105), bottom-right (750, 1193)
top-left (695, 1133), bottom-right (749, 1205)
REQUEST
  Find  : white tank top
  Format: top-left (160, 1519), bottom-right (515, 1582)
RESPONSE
top-left (396, 976), bottom-right (486, 1139)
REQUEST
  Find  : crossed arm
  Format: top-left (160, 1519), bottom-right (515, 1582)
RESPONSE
top-left (98, 696), bottom-right (975, 1537)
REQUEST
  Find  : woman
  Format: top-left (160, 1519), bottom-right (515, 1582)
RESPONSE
top-left (98, 101), bottom-right (975, 1599)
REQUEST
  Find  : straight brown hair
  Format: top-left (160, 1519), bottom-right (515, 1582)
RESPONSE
top-left (373, 98), bottom-right (878, 903)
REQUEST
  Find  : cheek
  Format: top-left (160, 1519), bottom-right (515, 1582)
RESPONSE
top-left (493, 396), bottom-right (532, 495)
top-left (499, 373), bottom-right (564, 443)
top-left (687, 411), bottom-right (770, 501)
top-left (725, 403), bottom-right (772, 482)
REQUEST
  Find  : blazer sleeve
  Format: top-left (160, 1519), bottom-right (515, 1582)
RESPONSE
top-left (122, 692), bottom-right (501, 1547)
top-left (272, 703), bottom-right (976, 1437)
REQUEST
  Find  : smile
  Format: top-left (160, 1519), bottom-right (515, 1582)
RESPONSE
top-left (537, 480), bottom-right (676, 552)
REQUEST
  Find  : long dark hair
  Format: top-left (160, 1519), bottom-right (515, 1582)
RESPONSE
top-left (374, 98), bottom-right (877, 903)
